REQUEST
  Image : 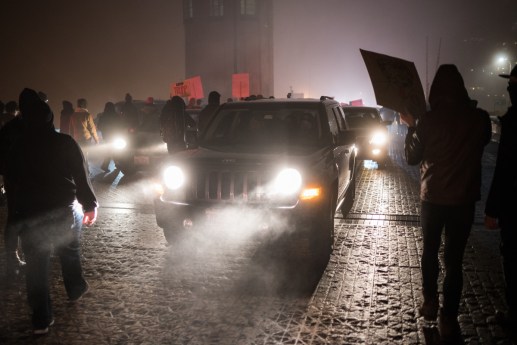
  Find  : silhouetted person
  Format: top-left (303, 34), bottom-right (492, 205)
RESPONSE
top-left (0, 101), bottom-right (17, 128)
top-left (120, 93), bottom-right (139, 130)
top-left (160, 96), bottom-right (188, 153)
top-left (139, 97), bottom-right (160, 132)
top-left (0, 92), bottom-right (33, 278)
top-left (59, 100), bottom-right (74, 135)
top-left (187, 97), bottom-right (200, 109)
top-left (197, 91), bottom-right (221, 133)
top-left (6, 88), bottom-right (98, 335)
top-left (400, 64), bottom-right (491, 343)
top-left (69, 98), bottom-right (99, 155)
top-left (485, 64), bottom-right (517, 329)
top-left (97, 102), bottom-right (123, 172)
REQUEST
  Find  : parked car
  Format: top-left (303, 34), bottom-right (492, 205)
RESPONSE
top-left (152, 96), bottom-right (357, 266)
top-left (342, 106), bottom-right (392, 169)
top-left (109, 100), bottom-right (199, 175)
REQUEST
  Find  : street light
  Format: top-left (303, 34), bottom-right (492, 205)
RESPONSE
top-left (496, 55), bottom-right (512, 74)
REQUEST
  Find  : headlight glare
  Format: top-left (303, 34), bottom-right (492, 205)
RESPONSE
top-left (163, 166), bottom-right (185, 190)
top-left (273, 168), bottom-right (302, 195)
top-left (112, 137), bottom-right (127, 150)
top-left (370, 131), bottom-right (387, 145)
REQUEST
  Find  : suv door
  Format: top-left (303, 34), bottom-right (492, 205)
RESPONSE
top-left (327, 105), bottom-right (354, 201)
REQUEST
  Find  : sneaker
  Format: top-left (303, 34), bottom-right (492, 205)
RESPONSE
top-left (438, 310), bottom-right (462, 343)
top-left (68, 281), bottom-right (90, 302)
top-left (33, 319), bottom-right (54, 335)
top-left (418, 296), bottom-right (439, 321)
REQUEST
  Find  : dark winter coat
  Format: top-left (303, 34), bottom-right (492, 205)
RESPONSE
top-left (485, 106), bottom-right (517, 217)
top-left (404, 64), bottom-right (492, 205)
top-left (197, 91), bottom-right (221, 133)
top-left (6, 91), bottom-right (97, 217)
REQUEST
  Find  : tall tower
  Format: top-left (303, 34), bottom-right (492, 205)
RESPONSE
top-left (183, 0), bottom-right (274, 100)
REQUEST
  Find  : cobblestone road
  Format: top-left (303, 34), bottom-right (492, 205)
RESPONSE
top-left (0, 133), bottom-right (514, 345)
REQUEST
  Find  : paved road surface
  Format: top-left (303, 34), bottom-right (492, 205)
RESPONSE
top-left (0, 132), bottom-right (514, 344)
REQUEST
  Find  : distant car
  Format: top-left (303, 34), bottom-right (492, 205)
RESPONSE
top-left (109, 100), bottom-right (198, 174)
top-left (342, 106), bottom-right (392, 169)
top-left (152, 97), bottom-right (357, 266)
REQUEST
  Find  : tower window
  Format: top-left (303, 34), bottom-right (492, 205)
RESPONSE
top-left (210, 0), bottom-right (224, 17)
top-left (240, 0), bottom-right (256, 16)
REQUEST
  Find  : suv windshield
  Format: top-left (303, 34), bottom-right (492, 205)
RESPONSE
top-left (345, 108), bottom-right (382, 129)
top-left (200, 103), bottom-right (329, 154)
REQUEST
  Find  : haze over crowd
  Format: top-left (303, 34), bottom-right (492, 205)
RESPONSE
top-left (2, 0), bottom-right (516, 121)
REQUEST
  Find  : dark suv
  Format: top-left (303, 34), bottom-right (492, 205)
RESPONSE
top-left (152, 97), bottom-right (357, 265)
top-left (342, 106), bottom-right (392, 169)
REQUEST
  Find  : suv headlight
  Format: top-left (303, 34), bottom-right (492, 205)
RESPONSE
top-left (370, 131), bottom-right (387, 145)
top-left (271, 168), bottom-right (302, 196)
top-left (163, 165), bottom-right (185, 190)
top-left (112, 137), bottom-right (127, 150)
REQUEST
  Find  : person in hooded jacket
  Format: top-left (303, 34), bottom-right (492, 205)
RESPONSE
top-left (59, 100), bottom-right (74, 135)
top-left (97, 101), bottom-right (124, 172)
top-left (197, 91), bottom-right (221, 133)
top-left (485, 65), bottom-right (517, 330)
top-left (6, 88), bottom-right (98, 335)
top-left (400, 64), bottom-right (492, 342)
top-left (120, 93), bottom-right (140, 130)
top-left (160, 96), bottom-right (189, 153)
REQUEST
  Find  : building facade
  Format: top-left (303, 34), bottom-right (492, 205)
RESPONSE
top-left (183, 0), bottom-right (274, 100)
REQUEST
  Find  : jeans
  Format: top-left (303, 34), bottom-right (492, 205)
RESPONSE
top-left (420, 201), bottom-right (474, 317)
top-left (18, 203), bottom-right (87, 328)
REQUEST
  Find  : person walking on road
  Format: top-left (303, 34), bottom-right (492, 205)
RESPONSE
top-left (400, 64), bottom-right (492, 342)
top-left (6, 88), bottom-right (98, 335)
top-left (69, 98), bottom-right (99, 172)
top-left (484, 65), bottom-right (517, 331)
top-left (0, 94), bottom-right (34, 278)
top-left (160, 96), bottom-right (189, 154)
top-left (197, 91), bottom-right (221, 133)
top-left (69, 98), bottom-right (99, 147)
top-left (97, 101), bottom-right (123, 172)
top-left (59, 100), bottom-right (74, 135)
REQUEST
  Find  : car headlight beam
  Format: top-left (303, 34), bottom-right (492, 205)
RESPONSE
top-left (112, 137), bottom-right (127, 150)
top-left (272, 168), bottom-right (302, 196)
top-left (163, 166), bottom-right (185, 190)
top-left (370, 131), bottom-right (387, 145)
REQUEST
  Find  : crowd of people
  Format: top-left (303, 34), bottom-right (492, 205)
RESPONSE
top-left (0, 69), bottom-right (515, 341)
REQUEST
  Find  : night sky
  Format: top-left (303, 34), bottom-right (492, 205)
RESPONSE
top-left (2, 0), bottom-right (516, 126)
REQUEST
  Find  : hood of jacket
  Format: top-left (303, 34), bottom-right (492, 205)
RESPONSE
top-left (428, 64), bottom-right (470, 110)
top-left (19, 88), bottom-right (55, 133)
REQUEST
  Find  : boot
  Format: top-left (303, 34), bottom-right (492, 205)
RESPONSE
top-left (419, 295), bottom-right (439, 321)
top-left (438, 309), bottom-right (462, 344)
top-left (6, 251), bottom-right (26, 278)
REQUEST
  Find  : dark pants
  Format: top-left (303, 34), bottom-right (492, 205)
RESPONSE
top-left (499, 213), bottom-right (517, 315)
top-left (18, 205), bottom-right (87, 328)
top-left (420, 201), bottom-right (475, 317)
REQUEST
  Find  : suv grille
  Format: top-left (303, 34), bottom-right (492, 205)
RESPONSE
top-left (191, 170), bottom-right (272, 203)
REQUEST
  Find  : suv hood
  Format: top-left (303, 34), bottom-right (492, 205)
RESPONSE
top-left (161, 146), bottom-right (331, 169)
